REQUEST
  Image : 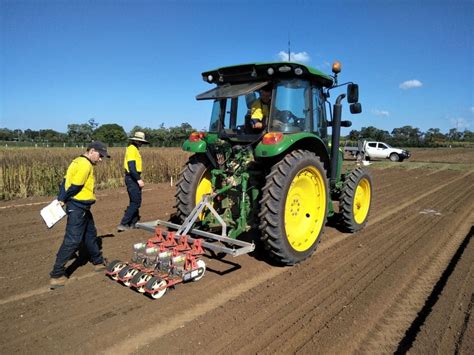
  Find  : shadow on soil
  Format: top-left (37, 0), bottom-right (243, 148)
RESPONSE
top-left (65, 238), bottom-right (104, 277)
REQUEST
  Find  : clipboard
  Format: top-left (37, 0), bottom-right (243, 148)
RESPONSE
top-left (40, 199), bottom-right (66, 228)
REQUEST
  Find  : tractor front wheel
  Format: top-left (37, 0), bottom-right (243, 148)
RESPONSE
top-left (175, 154), bottom-right (212, 222)
top-left (259, 150), bottom-right (328, 265)
top-left (339, 167), bottom-right (372, 232)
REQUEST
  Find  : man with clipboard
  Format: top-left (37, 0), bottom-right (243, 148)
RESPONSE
top-left (49, 141), bottom-right (110, 289)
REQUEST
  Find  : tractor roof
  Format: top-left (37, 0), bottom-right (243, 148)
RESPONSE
top-left (201, 62), bottom-right (334, 88)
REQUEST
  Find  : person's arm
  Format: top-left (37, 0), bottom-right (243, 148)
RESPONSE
top-left (127, 161), bottom-right (144, 187)
top-left (61, 184), bottom-right (84, 203)
top-left (127, 160), bottom-right (141, 181)
top-left (57, 178), bottom-right (66, 202)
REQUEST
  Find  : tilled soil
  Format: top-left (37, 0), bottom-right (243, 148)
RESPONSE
top-left (0, 167), bottom-right (472, 354)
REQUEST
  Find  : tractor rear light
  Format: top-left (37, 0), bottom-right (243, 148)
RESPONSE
top-left (262, 132), bottom-right (283, 145)
top-left (189, 132), bottom-right (206, 142)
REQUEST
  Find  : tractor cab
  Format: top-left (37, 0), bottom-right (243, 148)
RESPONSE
top-left (196, 62), bottom-right (334, 143)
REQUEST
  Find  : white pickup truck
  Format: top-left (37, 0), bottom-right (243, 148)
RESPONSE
top-left (344, 140), bottom-right (411, 162)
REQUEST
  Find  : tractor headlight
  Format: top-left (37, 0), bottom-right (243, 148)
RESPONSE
top-left (207, 75), bottom-right (213, 82)
top-left (294, 67), bottom-right (303, 75)
top-left (267, 67), bottom-right (274, 75)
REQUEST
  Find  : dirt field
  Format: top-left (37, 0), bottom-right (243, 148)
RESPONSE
top-left (0, 150), bottom-right (473, 354)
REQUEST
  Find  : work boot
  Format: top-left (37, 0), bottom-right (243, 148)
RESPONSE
top-left (117, 224), bottom-right (130, 232)
top-left (93, 263), bottom-right (106, 272)
top-left (50, 276), bottom-right (68, 289)
top-left (93, 258), bottom-right (108, 272)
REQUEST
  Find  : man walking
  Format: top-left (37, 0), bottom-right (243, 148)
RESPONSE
top-left (117, 131), bottom-right (149, 232)
top-left (50, 141), bottom-right (110, 289)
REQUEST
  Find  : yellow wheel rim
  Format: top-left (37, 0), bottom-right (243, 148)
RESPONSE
top-left (284, 166), bottom-right (326, 252)
top-left (353, 178), bottom-right (371, 224)
top-left (195, 170), bottom-right (212, 220)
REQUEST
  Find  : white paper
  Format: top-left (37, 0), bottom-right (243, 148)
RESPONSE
top-left (40, 199), bottom-right (66, 228)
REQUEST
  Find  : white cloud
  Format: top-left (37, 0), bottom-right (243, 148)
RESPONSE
top-left (277, 51), bottom-right (310, 63)
top-left (450, 117), bottom-right (471, 129)
top-left (371, 109), bottom-right (390, 117)
top-left (399, 79), bottom-right (423, 90)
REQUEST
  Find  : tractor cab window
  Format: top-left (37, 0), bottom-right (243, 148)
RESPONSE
top-left (209, 100), bottom-right (222, 132)
top-left (208, 96), bottom-right (252, 135)
top-left (312, 87), bottom-right (327, 138)
top-left (270, 79), bottom-right (312, 133)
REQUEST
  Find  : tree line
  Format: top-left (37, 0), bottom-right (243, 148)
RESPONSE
top-left (0, 119), bottom-right (196, 147)
top-left (347, 125), bottom-right (473, 147)
top-left (1, 120), bottom-right (473, 147)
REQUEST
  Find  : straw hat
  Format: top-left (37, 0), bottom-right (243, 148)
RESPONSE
top-left (129, 131), bottom-right (149, 144)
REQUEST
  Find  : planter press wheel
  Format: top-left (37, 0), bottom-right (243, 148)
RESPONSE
top-left (146, 277), bottom-right (168, 299)
top-left (131, 271), bottom-right (153, 293)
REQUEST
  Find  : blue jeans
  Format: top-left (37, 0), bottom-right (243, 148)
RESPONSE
top-left (120, 174), bottom-right (142, 226)
top-left (50, 202), bottom-right (103, 278)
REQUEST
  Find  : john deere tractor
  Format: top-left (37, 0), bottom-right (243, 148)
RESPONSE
top-left (172, 61), bottom-right (372, 265)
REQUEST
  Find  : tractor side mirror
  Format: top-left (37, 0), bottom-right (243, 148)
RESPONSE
top-left (347, 84), bottom-right (359, 103)
top-left (350, 103), bottom-right (362, 114)
top-left (341, 120), bottom-right (352, 127)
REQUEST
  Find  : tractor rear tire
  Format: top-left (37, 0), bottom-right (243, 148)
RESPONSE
top-left (339, 167), bottom-right (372, 232)
top-left (259, 150), bottom-right (328, 265)
top-left (175, 154), bottom-right (212, 222)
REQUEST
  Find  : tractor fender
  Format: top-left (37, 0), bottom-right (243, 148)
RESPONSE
top-left (255, 133), bottom-right (330, 169)
top-left (182, 139), bottom-right (207, 153)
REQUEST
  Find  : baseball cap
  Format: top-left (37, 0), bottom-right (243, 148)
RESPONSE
top-left (87, 141), bottom-right (110, 158)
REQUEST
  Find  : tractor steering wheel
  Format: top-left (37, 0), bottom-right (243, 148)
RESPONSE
top-left (278, 110), bottom-right (297, 124)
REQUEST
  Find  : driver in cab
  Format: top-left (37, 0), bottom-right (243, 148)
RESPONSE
top-left (250, 85), bottom-right (272, 130)
top-left (250, 85), bottom-right (295, 130)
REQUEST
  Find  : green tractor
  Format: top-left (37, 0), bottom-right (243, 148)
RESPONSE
top-left (172, 61), bottom-right (372, 265)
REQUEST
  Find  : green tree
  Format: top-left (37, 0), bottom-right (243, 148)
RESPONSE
top-left (424, 128), bottom-right (446, 145)
top-left (391, 126), bottom-right (422, 146)
top-left (0, 128), bottom-right (14, 141)
top-left (447, 128), bottom-right (462, 141)
top-left (348, 129), bottom-right (361, 141)
top-left (360, 126), bottom-right (390, 142)
top-left (463, 129), bottom-right (473, 142)
top-left (67, 123), bottom-right (94, 143)
top-left (92, 124), bottom-right (127, 144)
top-left (88, 118), bottom-right (99, 131)
top-left (40, 129), bottom-right (67, 143)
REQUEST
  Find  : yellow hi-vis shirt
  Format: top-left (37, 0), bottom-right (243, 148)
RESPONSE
top-left (65, 156), bottom-right (95, 202)
top-left (250, 99), bottom-right (270, 122)
top-left (123, 144), bottom-right (142, 173)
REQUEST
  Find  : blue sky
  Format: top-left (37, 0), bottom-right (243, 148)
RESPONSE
top-left (1, 0), bottom-right (473, 135)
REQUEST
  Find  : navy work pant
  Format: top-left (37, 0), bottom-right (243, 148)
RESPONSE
top-left (50, 202), bottom-right (103, 278)
top-left (120, 174), bottom-right (142, 226)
